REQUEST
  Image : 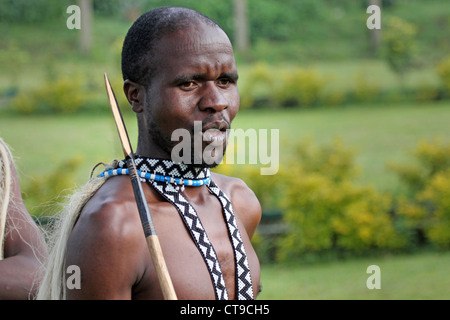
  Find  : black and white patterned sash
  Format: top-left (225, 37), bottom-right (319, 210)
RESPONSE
top-left (115, 156), bottom-right (254, 300)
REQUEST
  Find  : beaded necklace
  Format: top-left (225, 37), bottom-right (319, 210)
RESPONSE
top-left (98, 168), bottom-right (210, 189)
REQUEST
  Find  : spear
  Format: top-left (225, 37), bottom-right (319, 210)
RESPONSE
top-left (104, 73), bottom-right (177, 300)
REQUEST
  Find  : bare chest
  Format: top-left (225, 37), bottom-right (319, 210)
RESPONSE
top-left (133, 191), bottom-right (241, 300)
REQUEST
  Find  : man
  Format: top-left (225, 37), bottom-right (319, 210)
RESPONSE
top-left (0, 138), bottom-right (47, 299)
top-left (38, 7), bottom-right (261, 300)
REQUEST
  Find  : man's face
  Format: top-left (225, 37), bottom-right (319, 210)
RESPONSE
top-left (140, 22), bottom-right (239, 166)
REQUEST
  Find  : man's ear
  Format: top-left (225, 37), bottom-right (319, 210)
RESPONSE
top-left (123, 79), bottom-right (145, 113)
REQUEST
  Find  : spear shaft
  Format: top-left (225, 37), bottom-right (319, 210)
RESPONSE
top-left (104, 73), bottom-right (177, 300)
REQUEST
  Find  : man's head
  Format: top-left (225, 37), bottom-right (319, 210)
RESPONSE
top-left (122, 6), bottom-right (221, 87)
top-left (121, 7), bottom-right (240, 167)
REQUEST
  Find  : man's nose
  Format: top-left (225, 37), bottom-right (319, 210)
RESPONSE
top-left (198, 82), bottom-right (228, 112)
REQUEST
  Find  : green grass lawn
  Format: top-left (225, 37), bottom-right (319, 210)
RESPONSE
top-left (0, 100), bottom-right (449, 200)
top-left (258, 251), bottom-right (450, 300)
top-left (234, 100), bottom-right (450, 192)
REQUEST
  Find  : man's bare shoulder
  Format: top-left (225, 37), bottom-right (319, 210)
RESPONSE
top-left (211, 172), bottom-right (252, 193)
top-left (211, 172), bottom-right (262, 236)
top-left (77, 176), bottom-right (142, 239)
top-left (65, 176), bottom-right (148, 298)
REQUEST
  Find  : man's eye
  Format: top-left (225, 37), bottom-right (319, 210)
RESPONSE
top-left (217, 78), bottom-right (234, 87)
top-left (180, 81), bottom-right (196, 89)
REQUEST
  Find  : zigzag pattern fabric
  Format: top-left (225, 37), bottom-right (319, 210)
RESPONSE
top-left (117, 156), bottom-right (254, 300)
top-left (206, 180), bottom-right (254, 300)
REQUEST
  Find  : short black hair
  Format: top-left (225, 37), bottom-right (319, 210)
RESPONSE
top-left (121, 6), bottom-right (221, 86)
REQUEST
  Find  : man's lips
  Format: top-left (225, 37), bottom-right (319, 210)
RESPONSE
top-left (202, 120), bottom-right (229, 143)
top-left (203, 129), bottom-right (227, 143)
top-left (202, 120), bottom-right (230, 132)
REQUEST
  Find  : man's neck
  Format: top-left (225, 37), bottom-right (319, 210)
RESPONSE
top-left (135, 143), bottom-right (169, 161)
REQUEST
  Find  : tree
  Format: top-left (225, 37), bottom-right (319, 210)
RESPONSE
top-left (78, 0), bottom-right (93, 54)
top-left (384, 16), bottom-right (417, 82)
top-left (367, 0), bottom-right (382, 57)
top-left (233, 0), bottom-right (250, 55)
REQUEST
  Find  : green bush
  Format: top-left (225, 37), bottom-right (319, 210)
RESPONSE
top-left (278, 174), bottom-right (403, 259)
top-left (415, 82), bottom-right (441, 102)
top-left (286, 137), bottom-right (358, 183)
top-left (437, 55), bottom-right (450, 97)
top-left (273, 68), bottom-right (328, 107)
top-left (383, 16), bottom-right (417, 80)
top-left (277, 139), bottom-right (404, 261)
top-left (319, 88), bottom-right (346, 107)
top-left (418, 170), bottom-right (450, 248)
top-left (213, 161), bottom-right (283, 211)
top-left (389, 138), bottom-right (450, 196)
top-left (238, 59), bottom-right (446, 110)
top-left (391, 139), bottom-right (450, 248)
top-left (239, 64), bottom-right (330, 109)
top-left (239, 62), bottom-right (275, 109)
top-left (10, 92), bottom-right (36, 114)
top-left (11, 76), bottom-right (87, 114)
top-left (216, 137), bottom-right (450, 262)
top-left (217, 138), bottom-right (407, 263)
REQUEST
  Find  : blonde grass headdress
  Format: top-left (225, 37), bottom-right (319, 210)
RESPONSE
top-left (36, 163), bottom-right (112, 300)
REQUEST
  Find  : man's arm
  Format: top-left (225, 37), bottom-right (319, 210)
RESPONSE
top-left (64, 180), bottom-right (147, 299)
